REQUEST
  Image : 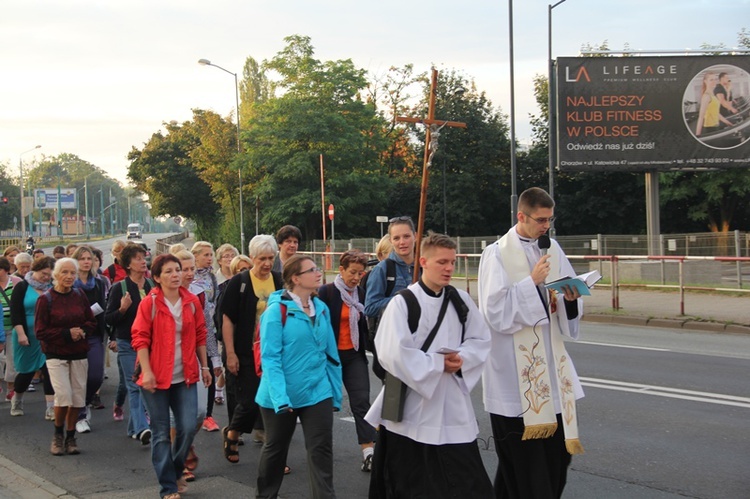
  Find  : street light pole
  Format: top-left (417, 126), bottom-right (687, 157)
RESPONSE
top-left (19, 145), bottom-right (41, 236)
top-left (548, 0), bottom-right (568, 237)
top-left (509, 0), bottom-right (518, 224)
top-left (198, 58), bottom-right (246, 254)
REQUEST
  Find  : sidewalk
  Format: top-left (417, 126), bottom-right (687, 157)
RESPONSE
top-left (584, 287), bottom-right (750, 334)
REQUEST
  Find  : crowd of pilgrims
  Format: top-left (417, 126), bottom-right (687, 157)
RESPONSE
top-left (0, 189), bottom-right (585, 499)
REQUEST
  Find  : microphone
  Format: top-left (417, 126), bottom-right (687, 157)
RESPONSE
top-left (538, 234), bottom-right (551, 256)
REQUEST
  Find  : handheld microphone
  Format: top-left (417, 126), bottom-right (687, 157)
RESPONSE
top-left (538, 234), bottom-right (551, 256)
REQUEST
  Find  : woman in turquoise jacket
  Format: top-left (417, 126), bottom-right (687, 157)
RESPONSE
top-left (255, 254), bottom-right (342, 499)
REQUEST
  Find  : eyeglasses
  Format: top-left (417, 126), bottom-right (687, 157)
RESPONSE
top-left (389, 216), bottom-right (412, 223)
top-left (524, 213), bottom-right (556, 225)
top-left (297, 266), bottom-right (322, 275)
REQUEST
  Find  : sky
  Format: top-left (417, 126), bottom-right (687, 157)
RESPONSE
top-left (2, 0), bottom-right (748, 185)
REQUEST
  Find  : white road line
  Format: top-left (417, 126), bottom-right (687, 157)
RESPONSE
top-left (580, 377), bottom-right (750, 408)
top-left (577, 341), bottom-right (670, 352)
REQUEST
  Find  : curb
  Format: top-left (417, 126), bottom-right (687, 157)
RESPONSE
top-left (0, 454), bottom-right (75, 498)
top-left (583, 314), bottom-right (750, 335)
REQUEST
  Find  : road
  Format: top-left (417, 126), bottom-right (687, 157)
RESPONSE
top-left (3, 240), bottom-right (748, 498)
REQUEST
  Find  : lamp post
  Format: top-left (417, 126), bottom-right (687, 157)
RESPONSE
top-left (198, 58), bottom-right (246, 253)
top-left (509, 0), bottom-right (518, 224)
top-left (548, 0), bottom-right (568, 237)
top-left (19, 145), bottom-right (41, 236)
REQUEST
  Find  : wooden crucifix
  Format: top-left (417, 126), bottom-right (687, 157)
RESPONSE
top-left (396, 68), bottom-right (467, 283)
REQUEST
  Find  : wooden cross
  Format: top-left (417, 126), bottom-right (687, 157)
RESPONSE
top-left (396, 68), bottom-right (467, 283)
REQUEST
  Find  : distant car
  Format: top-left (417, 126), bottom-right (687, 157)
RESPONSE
top-left (129, 240), bottom-right (152, 269)
top-left (127, 223), bottom-right (143, 240)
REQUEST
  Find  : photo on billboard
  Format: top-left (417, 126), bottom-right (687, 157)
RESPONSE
top-left (555, 55), bottom-right (750, 172)
top-left (682, 64), bottom-right (750, 149)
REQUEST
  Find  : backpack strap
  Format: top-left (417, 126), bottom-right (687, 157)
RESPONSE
top-left (240, 270), bottom-right (250, 295)
top-left (384, 259), bottom-right (397, 298)
top-left (399, 288), bottom-right (421, 334)
top-left (280, 303), bottom-right (287, 326)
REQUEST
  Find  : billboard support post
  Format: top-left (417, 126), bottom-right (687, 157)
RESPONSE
top-left (645, 171), bottom-right (661, 256)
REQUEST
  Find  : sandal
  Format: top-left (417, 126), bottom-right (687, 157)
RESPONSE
top-left (214, 396), bottom-right (224, 405)
top-left (182, 469), bottom-right (196, 482)
top-left (222, 426), bottom-right (240, 464)
top-left (184, 445), bottom-right (199, 471)
top-left (164, 494), bottom-right (181, 499)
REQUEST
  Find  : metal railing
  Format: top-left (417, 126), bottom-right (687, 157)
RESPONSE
top-left (301, 249), bottom-right (750, 317)
top-left (155, 230), bottom-right (190, 255)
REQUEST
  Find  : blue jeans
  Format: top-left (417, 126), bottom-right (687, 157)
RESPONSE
top-left (117, 339), bottom-right (149, 437)
top-left (141, 382), bottom-right (198, 497)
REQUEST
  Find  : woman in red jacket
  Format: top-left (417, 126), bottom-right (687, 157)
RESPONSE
top-left (131, 254), bottom-right (212, 499)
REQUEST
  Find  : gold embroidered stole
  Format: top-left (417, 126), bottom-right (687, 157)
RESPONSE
top-left (498, 231), bottom-right (584, 455)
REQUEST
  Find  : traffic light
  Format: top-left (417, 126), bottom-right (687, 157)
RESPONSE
top-left (1, 197), bottom-right (7, 205)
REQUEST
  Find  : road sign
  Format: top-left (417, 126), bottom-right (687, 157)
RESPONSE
top-left (328, 204), bottom-right (334, 221)
top-left (174, 216), bottom-right (182, 224)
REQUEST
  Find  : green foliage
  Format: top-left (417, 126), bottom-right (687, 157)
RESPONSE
top-left (128, 122), bottom-right (220, 241)
top-left (411, 69), bottom-right (511, 235)
top-left (245, 35), bottom-right (393, 238)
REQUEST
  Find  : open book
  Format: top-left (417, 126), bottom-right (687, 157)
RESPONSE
top-left (544, 270), bottom-right (602, 296)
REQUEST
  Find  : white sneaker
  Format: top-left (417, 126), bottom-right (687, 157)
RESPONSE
top-left (10, 397), bottom-right (23, 417)
top-left (45, 407), bottom-right (55, 421)
top-left (75, 419), bottom-right (91, 433)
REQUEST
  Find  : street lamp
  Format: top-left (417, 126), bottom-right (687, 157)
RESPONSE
top-left (19, 145), bottom-right (41, 236)
top-left (548, 0), bottom-right (568, 237)
top-left (198, 58), bottom-right (246, 254)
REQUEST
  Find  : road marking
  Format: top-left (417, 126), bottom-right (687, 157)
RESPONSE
top-left (580, 377), bottom-right (750, 408)
top-left (577, 341), bottom-right (669, 352)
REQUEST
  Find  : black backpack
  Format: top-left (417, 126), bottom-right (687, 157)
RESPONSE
top-left (363, 259), bottom-right (398, 342)
top-left (399, 285), bottom-right (469, 338)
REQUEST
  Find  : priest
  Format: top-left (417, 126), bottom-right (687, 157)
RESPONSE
top-left (478, 187), bottom-right (585, 499)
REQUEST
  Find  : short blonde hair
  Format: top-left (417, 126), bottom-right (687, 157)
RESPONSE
top-left (375, 235), bottom-right (392, 261)
top-left (190, 241), bottom-right (213, 257)
top-left (169, 243), bottom-right (187, 255)
top-left (173, 249), bottom-right (194, 263)
top-left (230, 255), bottom-right (253, 274)
top-left (216, 243), bottom-right (239, 261)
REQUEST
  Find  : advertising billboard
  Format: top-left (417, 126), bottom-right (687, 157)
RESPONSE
top-left (34, 188), bottom-right (77, 209)
top-left (555, 55), bottom-right (750, 172)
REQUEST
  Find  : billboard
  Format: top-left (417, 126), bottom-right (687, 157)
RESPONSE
top-left (34, 188), bottom-right (77, 209)
top-left (555, 55), bottom-right (750, 172)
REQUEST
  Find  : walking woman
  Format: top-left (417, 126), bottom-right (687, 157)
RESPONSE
top-left (364, 216), bottom-right (417, 380)
top-left (256, 254), bottom-right (342, 499)
top-left (71, 246), bottom-right (108, 433)
top-left (317, 250), bottom-right (376, 472)
top-left (0, 256), bottom-right (22, 404)
top-left (105, 242), bottom-right (154, 442)
top-left (9, 256), bottom-right (56, 419)
top-left (190, 241), bottom-right (221, 432)
top-left (131, 254), bottom-right (211, 499)
top-left (35, 258), bottom-right (96, 456)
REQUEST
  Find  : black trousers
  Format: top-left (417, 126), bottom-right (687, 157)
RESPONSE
top-left (257, 398), bottom-right (334, 499)
top-left (369, 426), bottom-right (492, 499)
top-left (15, 364), bottom-right (54, 395)
top-left (490, 413), bottom-right (571, 499)
top-left (224, 354), bottom-right (261, 434)
top-left (339, 348), bottom-right (377, 445)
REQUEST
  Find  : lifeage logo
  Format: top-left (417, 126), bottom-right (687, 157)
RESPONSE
top-left (565, 66), bottom-right (591, 83)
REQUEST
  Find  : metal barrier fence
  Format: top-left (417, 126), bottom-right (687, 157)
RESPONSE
top-left (155, 230), bottom-right (190, 255)
top-left (301, 250), bottom-right (750, 315)
top-left (310, 230), bottom-right (750, 258)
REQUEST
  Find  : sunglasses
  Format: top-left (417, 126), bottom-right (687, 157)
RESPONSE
top-left (389, 216), bottom-right (412, 223)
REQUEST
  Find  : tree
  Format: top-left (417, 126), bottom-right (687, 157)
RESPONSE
top-left (27, 154), bottom-right (126, 235)
top-left (244, 35), bottom-right (394, 238)
top-left (128, 122), bottom-right (221, 240)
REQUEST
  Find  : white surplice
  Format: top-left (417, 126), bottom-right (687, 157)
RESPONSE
top-left (365, 282), bottom-right (491, 445)
top-left (478, 226), bottom-right (585, 418)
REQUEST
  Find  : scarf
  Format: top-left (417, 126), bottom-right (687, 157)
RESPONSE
top-left (74, 275), bottom-right (97, 291)
top-left (25, 271), bottom-right (52, 293)
top-left (498, 229), bottom-right (584, 455)
top-left (333, 274), bottom-right (364, 351)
